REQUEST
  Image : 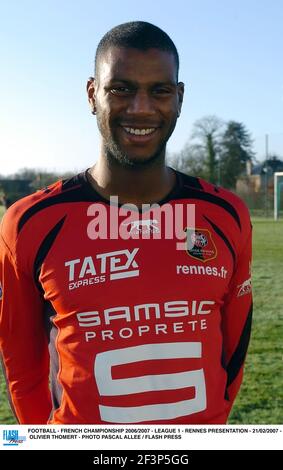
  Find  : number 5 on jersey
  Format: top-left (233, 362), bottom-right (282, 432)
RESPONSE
top-left (94, 342), bottom-right (207, 423)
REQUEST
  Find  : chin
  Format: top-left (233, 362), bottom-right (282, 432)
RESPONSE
top-left (121, 146), bottom-right (166, 166)
top-left (119, 153), bottom-right (162, 168)
top-left (105, 139), bottom-right (167, 168)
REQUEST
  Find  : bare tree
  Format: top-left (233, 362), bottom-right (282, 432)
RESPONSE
top-left (191, 115), bottom-right (223, 184)
top-left (167, 143), bottom-right (208, 179)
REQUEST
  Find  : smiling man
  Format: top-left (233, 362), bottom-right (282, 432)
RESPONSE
top-left (86, 25), bottom-right (184, 205)
top-left (0, 22), bottom-right (252, 424)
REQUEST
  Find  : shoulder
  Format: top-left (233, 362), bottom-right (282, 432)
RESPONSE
top-left (0, 173), bottom-right (83, 254)
top-left (199, 176), bottom-right (250, 224)
top-left (175, 170), bottom-right (251, 233)
top-left (1, 179), bottom-right (62, 242)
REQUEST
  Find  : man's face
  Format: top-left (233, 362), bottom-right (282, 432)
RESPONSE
top-left (87, 47), bottom-right (184, 167)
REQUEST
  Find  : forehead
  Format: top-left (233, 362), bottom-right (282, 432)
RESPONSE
top-left (97, 47), bottom-right (177, 84)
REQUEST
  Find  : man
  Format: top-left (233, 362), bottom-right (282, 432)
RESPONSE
top-left (0, 21), bottom-right (252, 424)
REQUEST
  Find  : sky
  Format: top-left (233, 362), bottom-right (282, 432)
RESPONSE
top-left (0, 0), bottom-right (282, 175)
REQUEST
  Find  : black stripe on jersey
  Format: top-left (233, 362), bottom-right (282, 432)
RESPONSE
top-left (175, 170), bottom-right (204, 190)
top-left (226, 303), bottom-right (253, 393)
top-left (180, 185), bottom-right (241, 230)
top-left (18, 186), bottom-right (98, 234)
top-left (43, 301), bottom-right (63, 416)
top-left (61, 173), bottom-right (82, 191)
top-left (220, 349), bottom-right (229, 401)
top-left (203, 215), bottom-right (236, 269)
top-left (33, 216), bottom-right (66, 291)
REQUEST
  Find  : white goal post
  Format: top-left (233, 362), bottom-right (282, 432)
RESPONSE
top-left (274, 172), bottom-right (283, 220)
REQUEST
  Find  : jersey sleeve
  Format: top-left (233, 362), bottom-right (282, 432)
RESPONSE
top-left (221, 220), bottom-right (253, 419)
top-left (0, 228), bottom-right (52, 424)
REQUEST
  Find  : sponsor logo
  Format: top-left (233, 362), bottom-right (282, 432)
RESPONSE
top-left (185, 228), bottom-right (217, 262)
top-left (77, 300), bottom-right (215, 327)
top-left (237, 278), bottom-right (252, 297)
top-left (2, 430), bottom-right (26, 446)
top-left (176, 264), bottom-right (228, 279)
top-left (122, 219), bottom-right (160, 235)
top-left (76, 299), bottom-right (215, 342)
top-left (65, 248), bottom-right (139, 290)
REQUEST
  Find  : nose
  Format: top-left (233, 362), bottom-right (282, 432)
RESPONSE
top-left (126, 90), bottom-right (155, 116)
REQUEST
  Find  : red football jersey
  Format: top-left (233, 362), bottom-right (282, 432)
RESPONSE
top-left (0, 170), bottom-right (252, 424)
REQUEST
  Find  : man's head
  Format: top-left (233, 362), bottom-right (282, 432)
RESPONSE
top-left (87, 21), bottom-right (184, 167)
top-left (94, 21), bottom-right (180, 82)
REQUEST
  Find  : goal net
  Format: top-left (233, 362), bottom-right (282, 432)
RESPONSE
top-left (274, 172), bottom-right (283, 220)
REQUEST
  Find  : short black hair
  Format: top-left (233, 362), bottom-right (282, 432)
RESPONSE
top-left (95, 21), bottom-right (179, 80)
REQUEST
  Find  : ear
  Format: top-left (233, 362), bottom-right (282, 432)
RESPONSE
top-left (177, 82), bottom-right (185, 117)
top-left (86, 77), bottom-right (96, 115)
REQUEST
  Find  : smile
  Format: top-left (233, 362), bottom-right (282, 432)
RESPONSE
top-left (123, 127), bottom-right (156, 135)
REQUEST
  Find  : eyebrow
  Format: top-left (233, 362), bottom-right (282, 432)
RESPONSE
top-left (106, 78), bottom-right (177, 87)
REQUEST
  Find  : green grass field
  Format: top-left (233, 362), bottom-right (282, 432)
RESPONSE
top-left (229, 218), bottom-right (283, 424)
top-left (0, 211), bottom-right (282, 424)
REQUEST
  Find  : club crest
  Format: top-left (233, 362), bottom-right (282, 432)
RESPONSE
top-left (185, 228), bottom-right (217, 262)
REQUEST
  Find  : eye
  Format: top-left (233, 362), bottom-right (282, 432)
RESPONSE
top-left (152, 87), bottom-right (172, 96)
top-left (110, 87), bottom-right (133, 96)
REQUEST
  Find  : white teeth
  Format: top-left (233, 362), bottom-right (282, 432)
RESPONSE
top-left (124, 127), bottom-right (156, 135)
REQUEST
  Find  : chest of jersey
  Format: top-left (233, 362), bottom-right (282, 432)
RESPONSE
top-left (36, 202), bottom-right (235, 423)
top-left (39, 202), bottom-right (234, 326)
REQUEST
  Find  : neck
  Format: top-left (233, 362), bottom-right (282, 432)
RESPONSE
top-left (87, 151), bottom-right (176, 207)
